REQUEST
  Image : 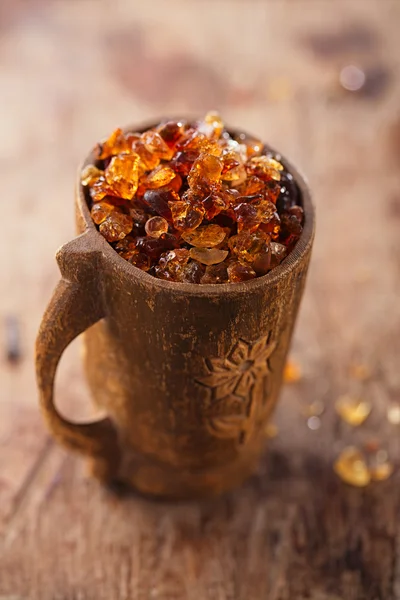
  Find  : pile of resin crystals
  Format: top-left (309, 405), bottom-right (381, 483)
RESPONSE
top-left (82, 112), bottom-right (303, 284)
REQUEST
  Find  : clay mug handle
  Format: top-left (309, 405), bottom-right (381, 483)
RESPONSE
top-left (35, 231), bottom-right (120, 481)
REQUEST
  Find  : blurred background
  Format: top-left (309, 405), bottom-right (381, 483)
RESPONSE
top-left (1, 1), bottom-right (400, 598)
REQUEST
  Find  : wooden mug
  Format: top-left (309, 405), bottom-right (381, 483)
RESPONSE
top-left (36, 125), bottom-right (315, 499)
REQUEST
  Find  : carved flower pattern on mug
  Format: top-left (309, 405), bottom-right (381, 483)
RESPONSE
top-left (196, 335), bottom-right (276, 442)
top-left (197, 336), bottom-right (276, 401)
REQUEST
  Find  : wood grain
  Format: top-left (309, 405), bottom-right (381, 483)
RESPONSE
top-left (1, 0), bottom-right (400, 598)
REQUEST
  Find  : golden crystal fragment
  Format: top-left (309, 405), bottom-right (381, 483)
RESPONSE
top-left (334, 447), bottom-right (371, 487)
top-left (145, 216), bottom-right (169, 238)
top-left (335, 395), bottom-right (372, 426)
top-left (81, 165), bottom-right (103, 186)
top-left (145, 165), bottom-right (176, 189)
top-left (189, 247), bottom-right (228, 266)
top-left (181, 224), bottom-right (226, 248)
top-left (90, 201), bottom-right (115, 225)
top-left (205, 111), bottom-right (223, 134)
top-left (98, 212), bottom-right (133, 242)
top-left (105, 154), bottom-right (140, 200)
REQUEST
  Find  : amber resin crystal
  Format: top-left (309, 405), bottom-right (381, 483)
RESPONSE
top-left (82, 112), bottom-right (304, 284)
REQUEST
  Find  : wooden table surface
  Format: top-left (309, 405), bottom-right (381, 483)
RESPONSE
top-left (1, 1), bottom-right (400, 598)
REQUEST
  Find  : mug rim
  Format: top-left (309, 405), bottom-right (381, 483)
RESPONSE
top-left (76, 122), bottom-right (315, 297)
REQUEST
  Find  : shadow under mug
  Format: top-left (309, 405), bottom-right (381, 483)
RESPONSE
top-left (36, 125), bottom-right (315, 499)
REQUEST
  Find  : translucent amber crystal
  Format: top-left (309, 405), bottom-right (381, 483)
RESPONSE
top-left (221, 152), bottom-right (247, 183)
top-left (238, 175), bottom-right (265, 196)
top-left (188, 153), bottom-right (223, 194)
top-left (189, 247), bottom-right (228, 265)
top-left (246, 139), bottom-right (264, 158)
top-left (334, 447), bottom-right (370, 487)
top-left (234, 196), bottom-right (276, 233)
top-left (270, 242), bottom-right (287, 268)
top-left (260, 212), bottom-right (281, 239)
top-left (182, 260), bottom-right (204, 284)
top-left (335, 395), bottom-right (372, 426)
top-left (114, 236), bottom-right (137, 260)
top-left (125, 132), bottom-right (141, 146)
top-left (157, 121), bottom-right (185, 147)
top-left (129, 206), bottom-right (148, 226)
top-left (198, 111), bottom-right (224, 139)
top-left (99, 212), bottom-right (133, 242)
top-left (90, 201), bottom-right (115, 225)
top-left (81, 165), bottom-right (103, 186)
top-left (89, 176), bottom-right (114, 202)
top-left (175, 128), bottom-right (196, 149)
top-left (105, 154), bottom-right (140, 200)
top-left (95, 128), bottom-right (131, 159)
top-left (227, 261), bottom-right (256, 282)
top-left (280, 212), bottom-right (303, 238)
top-left (252, 197), bottom-right (277, 224)
top-left (228, 231), bottom-right (270, 263)
top-left (169, 200), bottom-right (205, 231)
top-left (129, 251), bottom-right (151, 271)
top-left (222, 188), bottom-right (240, 207)
top-left (233, 201), bottom-right (259, 233)
top-left (216, 227), bottom-right (232, 249)
top-left (234, 133), bottom-right (264, 158)
top-left (136, 233), bottom-right (179, 259)
top-left (246, 156), bottom-right (284, 181)
top-left (253, 250), bottom-right (271, 275)
top-left (135, 180), bottom-right (147, 199)
top-left (221, 137), bottom-right (247, 161)
top-left (262, 180), bottom-right (282, 205)
top-left (142, 130), bottom-right (174, 160)
top-left (132, 139), bottom-right (160, 171)
top-left (164, 172), bottom-right (182, 193)
top-left (201, 262), bottom-right (229, 284)
top-left (178, 131), bottom-right (222, 157)
top-left (155, 249), bottom-right (190, 281)
top-left (221, 152), bottom-right (240, 174)
top-left (201, 193), bottom-right (228, 220)
top-left (143, 188), bottom-right (179, 220)
top-left (182, 224), bottom-right (226, 248)
top-left (145, 216), bottom-right (169, 238)
top-left (145, 165), bottom-right (176, 189)
top-left (171, 150), bottom-right (198, 176)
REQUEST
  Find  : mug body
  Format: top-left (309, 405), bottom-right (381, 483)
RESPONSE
top-left (75, 137), bottom-right (315, 499)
